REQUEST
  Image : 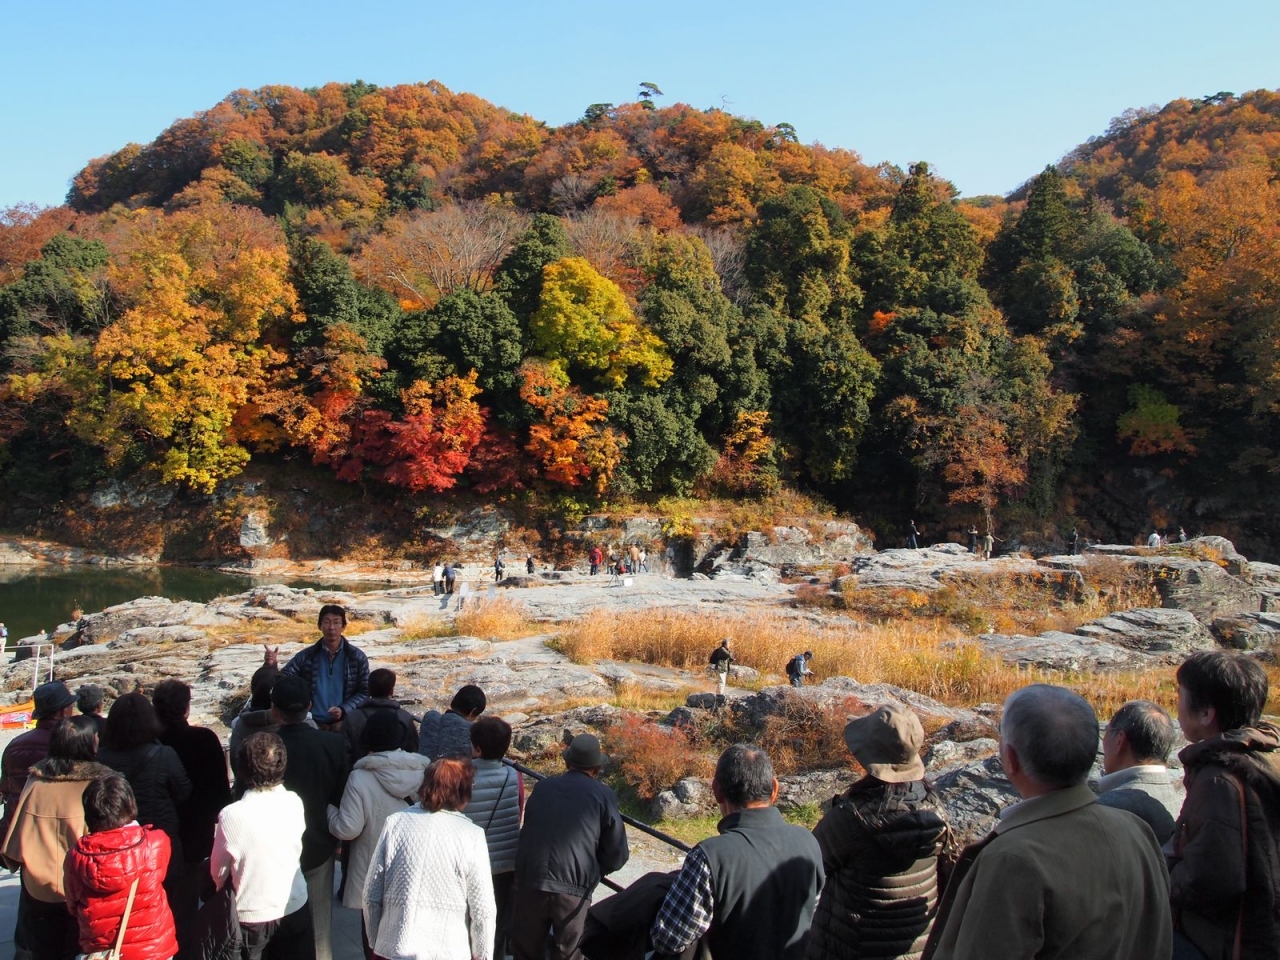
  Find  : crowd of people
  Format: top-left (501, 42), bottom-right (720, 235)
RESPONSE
top-left (0, 601), bottom-right (1276, 960)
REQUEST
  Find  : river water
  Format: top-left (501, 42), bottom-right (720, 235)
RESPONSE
top-left (0, 565), bottom-right (393, 647)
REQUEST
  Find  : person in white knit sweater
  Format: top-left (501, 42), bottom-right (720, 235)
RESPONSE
top-left (364, 757), bottom-right (496, 960)
top-left (210, 731), bottom-right (313, 960)
top-left (327, 711), bottom-right (430, 957)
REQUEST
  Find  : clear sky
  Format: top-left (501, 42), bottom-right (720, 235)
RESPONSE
top-left (2, 0), bottom-right (1277, 209)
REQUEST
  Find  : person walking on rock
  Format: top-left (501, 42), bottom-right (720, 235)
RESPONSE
top-left (512, 734), bottom-right (629, 960)
top-left (432, 563), bottom-right (444, 597)
top-left (709, 639), bottom-right (735, 698)
top-left (966, 527), bottom-right (978, 554)
top-left (444, 563), bottom-right (457, 595)
top-left (907, 520), bottom-right (920, 550)
top-left (495, 554), bottom-right (506, 583)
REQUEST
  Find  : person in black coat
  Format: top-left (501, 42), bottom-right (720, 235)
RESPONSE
top-left (271, 676), bottom-right (349, 960)
top-left (153, 680), bottom-right (232, 864)
top-left (96, 691), bottom-right (194, 945)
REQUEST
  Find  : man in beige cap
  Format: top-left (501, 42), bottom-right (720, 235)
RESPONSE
top-left (806, 703), bottom-right (951, 960)
top-left (512, 734), bottom-right (629, 959)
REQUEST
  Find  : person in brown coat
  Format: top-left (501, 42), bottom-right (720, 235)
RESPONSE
top-left (0, 681), bottom-right (78, 838)
top-left (2, 716), bottom-right (111, 960)
top-left (1171, 650), bottom-right (1280, 960)
top-left (806, 704), bottom-right (950, 960)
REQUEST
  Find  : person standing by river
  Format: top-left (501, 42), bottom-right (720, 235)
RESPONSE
top-left (270, 604), bottom-right (370, 732)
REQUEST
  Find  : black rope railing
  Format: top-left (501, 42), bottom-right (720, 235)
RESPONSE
top-left (503, 757), bottom-right (695, 894)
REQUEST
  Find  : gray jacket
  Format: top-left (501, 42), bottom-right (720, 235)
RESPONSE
top-left (463, 759), bottom-right (522, 873)
top-left (1094, 765), bottom-right (1183, 844)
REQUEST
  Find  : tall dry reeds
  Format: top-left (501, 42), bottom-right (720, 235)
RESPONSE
top-left (454, 597), bottom-right (536, 640)
top-left (554, 607), bottom-right (1197, 716)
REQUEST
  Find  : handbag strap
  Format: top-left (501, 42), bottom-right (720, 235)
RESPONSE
top-left (110, 879), bottom-right (139, 960)
top-left (1232, 774), bottom-right (1247, 960)
top-left (485, 768), bottom-right (513, 832)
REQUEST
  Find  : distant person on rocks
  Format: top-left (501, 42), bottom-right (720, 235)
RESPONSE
top-left (64, 774), bottom-right (178, 960)
top-left (588, 546), bottom-right (602, 577)
top-left (327, 712), bottom-right (429, 957)
top-left (495, 554), bottom-right (506, 583)
top-left (276, 604), bottom-right (370, 731)
top-left (420, 685), bottom-right (486, 761)
top-left (638, 548), bottom-right (648, 573)
top-left (96, 691), bottom-right (193, 934)
top-left (709, 638), bottom-right (735, 698)
top-left (343, 669), bottom-right (418, 762)
top-left (0, 622), bottom-right (7, 645)
top-left (432, 563), bottom-right (445, 596)
top-left (464, 716), bottom-right (524, 960)
top-left (806, 705), bottom-right (951, 960)
top-left (629, 544), bottom-right (641, 574)
top-left (527, 554), bottom-right (536, 575)
top-left (2, 716), bottom-right (110, 960)
top-left (1068, 527), bottom-right (1079, 555)
top-left (981, 531), bottom-right (999, 560)
top-left (787, 651), bottom-right (814, 688)
top-left (153, 678), bottom-right (231, 947)
top-left (1147, 530), bottom-right (1163, 548)
top-left (271, 675), bottom-right (350, 960)
top-left (966, 527), bottom-right (978, 554)
top-left (1178, 526), bottom-right (1188, 543)
top-left (651, 743), bottom-right (824, 959)
top-left (1168, 650), bottom-right (1280, 960)
top-left (363, 758), bottom-right (496, 960)
top-left (76, 685), bottom-right (108, 740)
top-left (512, 734), bottom-right (628, 960)
top-left (209, 732), bottom-right (313, 960)
top-left (921, 684), bottom-right (1171, 960)
top-left (1, 680), bottom-right (78, 839)
top-left (1095, 699), bottom-right (1181, 844)
top-left (444, 563), bottom-right (457, 594)
top-left (907, 520), bottom-right (920, 550)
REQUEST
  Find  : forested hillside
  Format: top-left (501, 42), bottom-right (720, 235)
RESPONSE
top-left (1, 83), bottom-right (1277, 555)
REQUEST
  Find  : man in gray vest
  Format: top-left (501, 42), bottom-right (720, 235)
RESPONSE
top-left (1096, 699), bottom-right (1182, 843)
top-left (650, 744), bottom-right (824, 959)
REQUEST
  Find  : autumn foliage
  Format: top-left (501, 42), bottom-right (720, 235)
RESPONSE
top-left (2, 83), bottom-right (1279, 551)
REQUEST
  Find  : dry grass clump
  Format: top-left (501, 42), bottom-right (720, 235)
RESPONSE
top-left (396, 614), bottom-right (455, 641)
top-left (454, 597), bottom-right (536, 640)
top-left (757, 694), bottom-right (865, 775)
top-left (552, 607), bottom-right (1263, 719)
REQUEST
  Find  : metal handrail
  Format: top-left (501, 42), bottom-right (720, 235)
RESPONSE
top-left (503, 757), bottom-right (695, 895)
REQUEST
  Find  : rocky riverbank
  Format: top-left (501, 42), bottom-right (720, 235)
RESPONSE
top-left (3, 534), bottom-right (1276, 844)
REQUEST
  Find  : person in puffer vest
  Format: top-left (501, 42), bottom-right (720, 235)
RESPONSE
top-left (463, 716), bottom-right (524, 960)
top-left (806, 704), bottom-right (951, 960)
top-left (64, 773), bottom-right (178, 960)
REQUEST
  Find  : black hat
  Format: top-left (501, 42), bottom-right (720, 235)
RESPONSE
top-left (270, 675), bottom-right (311, 714)
top-left (77, 684), bottom-right (106, 713)
top-left (562, 733), bottom-right (608, 769)
top-left (33, 681), bottom-right (77, 720)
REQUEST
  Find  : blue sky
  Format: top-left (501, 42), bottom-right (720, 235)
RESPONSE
top-left (2, 0), bottom-right (1277, 209)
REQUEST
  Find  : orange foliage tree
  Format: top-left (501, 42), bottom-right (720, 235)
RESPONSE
top-left (518, 360), bottom-right (623, 494)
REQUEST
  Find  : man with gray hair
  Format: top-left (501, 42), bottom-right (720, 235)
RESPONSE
top-left (650, 744), bottom-right (823, 959)
top-left (1097, 699), bottom-right (1182, 843)
top-left (922, 684), bottom-right (1171, 960)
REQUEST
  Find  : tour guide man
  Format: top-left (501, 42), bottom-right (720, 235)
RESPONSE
top-left (274, 604), bottom-right (370, 730)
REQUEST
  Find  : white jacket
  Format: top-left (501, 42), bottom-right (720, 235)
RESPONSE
top-left (364, 808), bottom-right (495, 960)
top-left (326, 749), bottom-right (430, 910)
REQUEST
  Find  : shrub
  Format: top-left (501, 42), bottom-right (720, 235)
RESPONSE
top-left (605, 713), bottom-right (713, 801)
top-left (455, 597), bottom-right (535, 640)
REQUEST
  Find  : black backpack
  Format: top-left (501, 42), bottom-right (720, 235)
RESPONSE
top-left (786, 655), bottom-right (803, 678)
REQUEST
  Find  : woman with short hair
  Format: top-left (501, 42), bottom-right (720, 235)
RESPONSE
top-left (64, 773), bottom-right (179, 960)
top-left (363, 757), bottom-right (496, 960)
top-left (209, 731), bottom-right (312, 960)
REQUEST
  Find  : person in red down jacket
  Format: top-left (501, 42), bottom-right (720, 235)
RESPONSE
top-left (64, 773), bottom-right (178, 960)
